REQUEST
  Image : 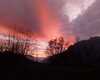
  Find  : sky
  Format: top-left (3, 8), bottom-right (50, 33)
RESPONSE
top-left (72, 0), bottom-right (100, 40)
top-left (63, 0), bottom-right (95, 22)
top-left (0, 0), bottom-right (97, 41)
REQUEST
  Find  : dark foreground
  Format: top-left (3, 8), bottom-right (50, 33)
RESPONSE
top-left (0, 37), bottom-right (100, 80)
top-left (0, 52), bottom-right (96, 80)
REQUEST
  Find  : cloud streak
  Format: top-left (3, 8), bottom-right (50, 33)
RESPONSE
top-left (0, 0), bottom-right (96, 40)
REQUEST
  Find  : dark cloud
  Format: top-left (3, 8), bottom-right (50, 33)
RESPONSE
top-left (72, 0), bottom-right (100, 40)
top-left (0, 0), bottom-right (41, 33)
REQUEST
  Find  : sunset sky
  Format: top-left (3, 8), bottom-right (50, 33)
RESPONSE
top-left (0, 0), bottom-right (98, 41)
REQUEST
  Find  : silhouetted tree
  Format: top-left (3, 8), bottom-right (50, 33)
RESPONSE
top-left (48, 36), bottom-right (100, 65)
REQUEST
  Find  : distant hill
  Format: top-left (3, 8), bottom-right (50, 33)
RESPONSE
top-left (48, 37), bottom-right (100, 65)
